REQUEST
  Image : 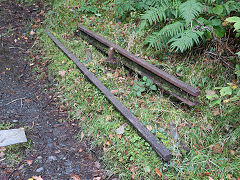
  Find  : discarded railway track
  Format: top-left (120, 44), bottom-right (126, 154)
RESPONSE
top-left (76, 25), bottom-right (200, 106)
top-left (46, 29), bottom-right (172, 161)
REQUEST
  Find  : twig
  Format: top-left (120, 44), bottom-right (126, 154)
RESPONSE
top-left (9, 46), bottom-right (25, 50)
top-left (204, 51), bottom-right (235, 70)
top-left (190, 18), bottom-right (213, 33)
top-left (5, 97), bottom-right (26, 106)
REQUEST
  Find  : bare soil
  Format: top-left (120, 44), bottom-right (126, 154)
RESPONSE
top-left (0, 1), bottom-right (106, 179)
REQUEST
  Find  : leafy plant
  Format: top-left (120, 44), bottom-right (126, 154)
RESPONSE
top-left (206, 64), bottom-right (240, 106)
top-left (137, 0), bottom-right (240, 52)
top-left (225, 16), bottom-right (240, 56)
top-left (132, 76), bottom-right (157, 97)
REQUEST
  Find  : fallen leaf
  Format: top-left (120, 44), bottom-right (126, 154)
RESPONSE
top-left (230, 150), bottom-right (235, 155)
top-left (26, 160), bottom-right (33, 165)
top-left (144, 166), bottom-right (151, 173)
top-left (212, 143), bottom-right (223, 154)
top-left (154, 168), bottom-right (162, 178)
top-left (24, 36), bottom-right (28, 40)
top-left (25, 99), bottom-right (31, 103)
top-left (226, 174), bottom-right (232, 179)
top-left (0, 151), bottom-right (5, 157)
top-left (80, 131), bottom-right (84, 141)
top-left (32, 176), bottom-right (43, 180)
top-left (116, 125), bottom-right (125, 135)
top-left (106, 115), bottom-right (111, 121)
top-left (106, 140), bottom-right (111, 146)
top-left (204, 172), bottom-right (210, 176)
top-left (227, 83), bottom-right (238, 90)
top-left (146, 124), bottom-right (152, 131)
top-left (209, 177), bottom-right (214, 180)
top-left (58, 70), bottom-right (66, 77)
top-left (93, 177), bottom-right (101, 180)
top-left (103, 147), bottom-right (107, 153)
top-left (70, 173), bottom-right (81, 180)
top-left (205, 90), bottom-right (218, 100)
top-left (111, 89), bottom-right (119, 94)
top-left (29, 30), bottom-right (35, 35)
top-left (32, 24), bottom-right (38, 29)
top-left (117, 134), bottom-right (122, 139)
top-left (35, 18), bottom-right (41, 23)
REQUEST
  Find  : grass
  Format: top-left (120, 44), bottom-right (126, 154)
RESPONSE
top-left (32, 0), bottom-right (240, 179)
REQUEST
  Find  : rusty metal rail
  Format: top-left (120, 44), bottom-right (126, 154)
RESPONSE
top-left (45, 29), bottom-right (172, 161)
top-left (76, 25), bottom-right (200, 106)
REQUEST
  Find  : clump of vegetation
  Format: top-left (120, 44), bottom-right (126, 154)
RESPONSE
top-left (115, 0), bottom-right (240, 53)
top-left (131, 76), bottom-right (157, 97)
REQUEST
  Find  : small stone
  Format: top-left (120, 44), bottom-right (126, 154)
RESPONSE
top-left (12, 120), bottom-right (18, 123)
top-left (36, 167), bottom-right (44, 172)
top-left (48, 156), bottom-right (57, 161)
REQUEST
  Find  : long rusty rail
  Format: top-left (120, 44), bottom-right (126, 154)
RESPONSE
top-left (76, 25), bottom-right (200, 106)
top-left (45, 29), bottom-right (172, 161)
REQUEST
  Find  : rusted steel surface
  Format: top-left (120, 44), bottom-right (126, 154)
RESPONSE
top-left (76, 25), bottom-right (201, 106)
top-left (45, 29), bottom-right (172, 161)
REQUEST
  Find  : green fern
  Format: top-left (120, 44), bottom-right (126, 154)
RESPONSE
top-left (146, 21), bottom-right (185, 50)
top-left (179, 0), bottom-right (203, 24)
top-left (169, 30), bottom-right (203, 52)
top-left (141, 6), bottom-right (167, 25)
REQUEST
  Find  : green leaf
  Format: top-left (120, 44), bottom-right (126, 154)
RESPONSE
top-left (210, 18), bottom-right (222, 27)
top-left (220, 86), bottom-right (232, 96)
top-left (235, 64), bottom-right (240, 77)
top-left (138, 81), bottom-right (145, 86)
top-left (237, 51), bottom-right (240, 57)
top-left (236, 89), bottom-right (240, 96)
top-left (226, 16), bottom-right (240, 23)
top-left (143, 76), bottom-right (147, 81)
top-left (137, 91), bottom-right (141, 97)
top-left (146, 79), bottom-right (153, 86)
top-left (140, 87), bottom-right (146, 92)
top-left (233, 22), bottom-right (240, 31)
top-left (150, 85), bottom-right (157, 91)
top-left (214, 27), bottom-right (225, 38)
top-left (212, 5), bottom-right (223, 15)
top-left (210, 99), bottom-right (221, 106)
top-left (133, 85), bottom-right (139, 91)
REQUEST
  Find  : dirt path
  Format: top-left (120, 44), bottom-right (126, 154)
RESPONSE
top-left (0, 1), bottom-right (105, 179)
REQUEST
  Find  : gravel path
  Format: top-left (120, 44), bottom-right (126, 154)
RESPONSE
top-left (0, 1), bottom-right (105, 179)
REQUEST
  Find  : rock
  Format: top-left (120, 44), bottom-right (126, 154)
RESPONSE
top-left (12, 120), bottom-right (18, 123)
top-left (0, 129), bottom-right (27, 146)
top-left (36, 167), bottom-right (44, 172)
top-left (48, 156), bottom-right (57, 161)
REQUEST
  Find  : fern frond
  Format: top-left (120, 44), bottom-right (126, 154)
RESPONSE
top-left (154, 0), bottom-right (170, 7)
top-left (141, 6), bottom-right (167, 25)
top-left (179, 0), bottom-right (203, 24)
top-left (159, 21), bottom-right (185, 37)
top-left (169, 30), bottom-right (203, 52)
top-left (145, 34), bottom-right (165, 50)
top-left (145, 21), bottom-right (185, 50)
